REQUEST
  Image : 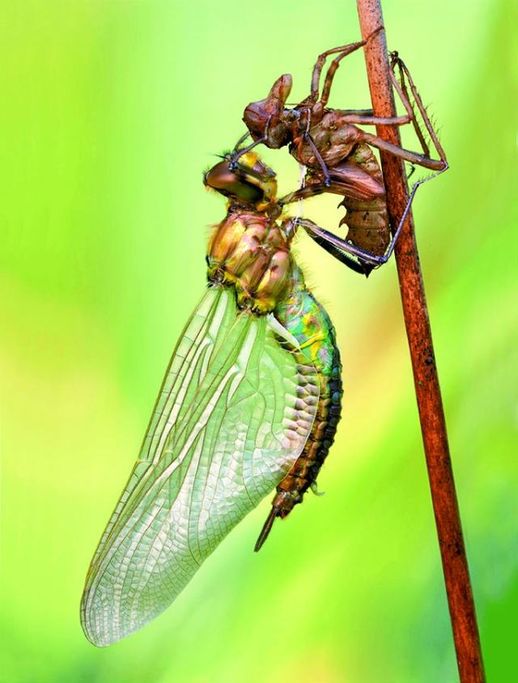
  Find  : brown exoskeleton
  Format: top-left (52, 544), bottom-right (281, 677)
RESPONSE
top-left (230, 34), bottom-right (448, 275)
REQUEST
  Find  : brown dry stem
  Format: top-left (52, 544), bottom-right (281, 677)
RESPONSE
top-left (355, 1), bottom-right (485, 681)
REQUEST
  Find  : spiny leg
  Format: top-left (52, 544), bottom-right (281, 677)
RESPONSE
top-left (294, 217), bottom-right (384, 269)
top-left (305, 131), bottom-right (332, 186)
top-left (292, 163), bottom-right (446, 272)
top-left (391, 57), bottom-right (430, 156)
top-left (349, 54), bottom-right (447, 171)
top-left (310, 41), bottom-right (366, 103)
top-left (305, 226), bottom-right (374, 275)
top-left (298, 106), bottom-right (333, 186)
top-left (381, 167), bottom-right (448, 262)
top-left (353, 53), bottom-right (449, 252)
top-left (233, 131), bottom-right (251, 151)
top-left (339, 53), bottom-right (447, 174)
top-left (318, 42), bottom-right (366, 106)
top-left (390, 51), bottom-right (448, 164)
top-left (360, 130), bottom-right (447, 170)
top-left (337, 51), bottom-right (441, 138)
top-left (310, 27), bottom-right (383, 105)
top-left (339, 67), bottom-right (415, 126)
top-left (278, 178), bottom-right (361, 206)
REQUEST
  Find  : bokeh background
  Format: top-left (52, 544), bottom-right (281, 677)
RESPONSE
top-left (1, 1), bottom-right (516, 681)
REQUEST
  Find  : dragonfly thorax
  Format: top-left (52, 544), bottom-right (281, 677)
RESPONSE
top-left (207, 210), bottom-right (294, 314)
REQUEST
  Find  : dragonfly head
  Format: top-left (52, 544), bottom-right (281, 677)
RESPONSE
top-left (204, 152), bottom-right (278, 213)
top-left (243, 74), bottom-right (293, 149)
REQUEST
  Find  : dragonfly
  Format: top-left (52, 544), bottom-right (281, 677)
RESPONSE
top-left (80, 152), bottom-right (343, 647)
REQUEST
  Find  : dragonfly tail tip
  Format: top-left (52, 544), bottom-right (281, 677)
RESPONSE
top-left (254, 508), bottom-right (277, 552)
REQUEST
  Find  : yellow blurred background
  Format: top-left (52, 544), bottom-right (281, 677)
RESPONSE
top-left (1, 1), bottom-right (516, 681)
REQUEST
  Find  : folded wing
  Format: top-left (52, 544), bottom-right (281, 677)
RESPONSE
top-left (81, 286), bottom-right (319, 646)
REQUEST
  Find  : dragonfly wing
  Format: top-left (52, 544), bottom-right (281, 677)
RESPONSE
top-left (81, 286), bottom-right (319, 646)
top-left (85, 286), bottom-right (236, 575)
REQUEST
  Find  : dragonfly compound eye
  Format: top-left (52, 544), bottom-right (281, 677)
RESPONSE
top-left (204, 155), bottom-right (278, 209)
top-left (204, 160), bottom-right (264, 204)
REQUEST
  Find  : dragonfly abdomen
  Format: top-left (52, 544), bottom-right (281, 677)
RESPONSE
top-left (259, 270), bottom-right (343, 529)
top-left (273, 360), bottom-right (342, 512)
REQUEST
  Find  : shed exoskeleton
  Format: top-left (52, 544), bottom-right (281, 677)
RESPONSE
top-left (232, 33), bottom-right (448, 275)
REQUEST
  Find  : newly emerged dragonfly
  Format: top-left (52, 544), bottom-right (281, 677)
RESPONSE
top-left (81, 152), bottom-right (343, 646)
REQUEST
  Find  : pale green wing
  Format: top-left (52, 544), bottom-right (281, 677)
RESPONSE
top-left (86, 287), bottom-right (235, 573)
top-left (81, 286), bottom-right (319, 647)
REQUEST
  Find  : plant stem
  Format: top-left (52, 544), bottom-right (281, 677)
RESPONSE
top-left (355, 1), bottom-right (485, 681)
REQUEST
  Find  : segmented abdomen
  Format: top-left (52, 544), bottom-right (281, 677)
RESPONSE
top-left (337, 143), bottom-right (389, 257)
top-left (272, 268), bottom-right (342, 517)
top-left (297, 142), bottom-right (390, 257)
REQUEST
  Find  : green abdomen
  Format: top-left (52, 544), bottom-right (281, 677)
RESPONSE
top-left (273, 270), bottom-right (342, 514)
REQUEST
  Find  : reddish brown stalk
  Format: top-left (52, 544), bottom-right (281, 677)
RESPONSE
top-left (355, 2), bottom-right (485, 681)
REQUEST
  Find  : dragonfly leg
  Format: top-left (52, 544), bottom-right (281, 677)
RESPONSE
top-left (292, 162), bottom-right (445, 274)
top-left (378, 174), bottom-right (438, 263)
top-left (339, 67), bottom-right (414, 127)
top-left (353, 54), bottom-right (448, 173)
top-left (228, 118), bottom-right (271, 169)
top-left (305, 132), bottom-right (331, 186)
top-left (293, 218), bottom-right (382, 274)
top-left (310, 41), bottom-right (366, 102)
top-left (360, 130), bottom-right (448, 171)
top-left (302, 222), bottom-right (375, 276)
top-left (390, 51), bottom-right (448, 163)
top-left (338, 52), bottom-right (447, 174)
top-left (283, 215), bottom-right (375, 275)
top-left (232, 130), bottom-right (251, 150)
top-left (312, 27), bottom-right (383, 106)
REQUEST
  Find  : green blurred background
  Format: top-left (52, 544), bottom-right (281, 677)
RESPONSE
top-left (1, 1), bottom-right (516, 681)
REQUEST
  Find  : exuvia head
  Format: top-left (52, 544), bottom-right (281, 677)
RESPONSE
top-left (204, 152), bottom-right (278, 212)
top-left (243, 74), bottom-right (293, 149)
